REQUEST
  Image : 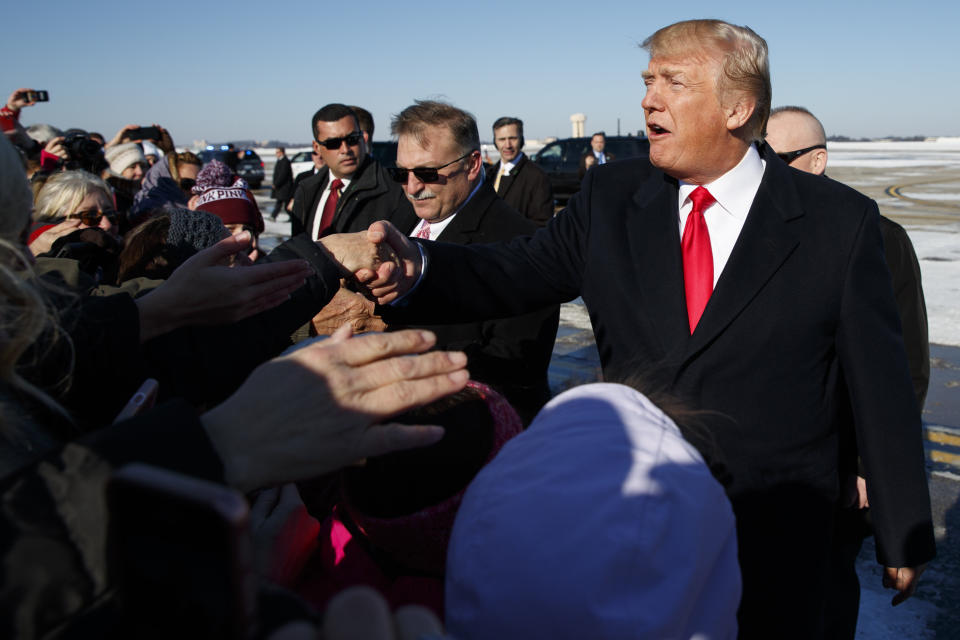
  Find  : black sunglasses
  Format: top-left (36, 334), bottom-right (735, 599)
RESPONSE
top-left (387, 151), bottom-right (477, 184)
top-left (316, 131), bottom-right (363, 150)
top-left (776, 144), bottom-right (826, 164)
top-left (67, 208), bottom-right (118, 226)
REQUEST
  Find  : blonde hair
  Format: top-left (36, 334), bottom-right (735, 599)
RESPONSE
top-left (34, 170), bottom-right (113, 222)
top-left (0, 238), bottom-right (74, 438)
top-left (642, 19), bottom-right (771, 142)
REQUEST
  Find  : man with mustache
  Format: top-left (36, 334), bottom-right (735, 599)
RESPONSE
top-left (385, 100), bottom-right (559, 424)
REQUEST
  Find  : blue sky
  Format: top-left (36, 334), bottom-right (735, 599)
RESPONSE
top-left (4, 0), bottom-right (958, 145)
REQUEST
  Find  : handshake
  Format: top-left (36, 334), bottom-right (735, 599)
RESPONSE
top-left (318, 220), bottom-right (424, 305)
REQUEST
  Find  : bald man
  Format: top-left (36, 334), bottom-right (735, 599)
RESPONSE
top-left (767, 106), bottom-right (930, 640)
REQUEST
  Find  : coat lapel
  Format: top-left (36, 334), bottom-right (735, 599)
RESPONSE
top-left (628, 171), bottom-right (691, 359)
top-left (435, 184), bottom-right (491, 243)
top-left (497, 156), bottom-right (524, 197)
top-left (684, 158), bottom-right (803, 359)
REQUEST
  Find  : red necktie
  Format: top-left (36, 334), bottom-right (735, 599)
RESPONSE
top-left (415, 221), bottom-right (431, 240)
top-left (317, 178), bottom-right (342, 237)
top-left (682, 186), bottom-right (716, 333)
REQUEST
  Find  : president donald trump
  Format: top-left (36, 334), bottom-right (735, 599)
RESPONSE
top-left (358, 19), bottom-right (935, 638)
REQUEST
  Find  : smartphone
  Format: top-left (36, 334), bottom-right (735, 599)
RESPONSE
top-left (107, 463), bottom-right (258, 639)
top-left (113, 378), bottom-right (159, 424)
top-left (19, 90), bottom-right (49, 102)
top-left (126, 126), bottom-right (161, 141)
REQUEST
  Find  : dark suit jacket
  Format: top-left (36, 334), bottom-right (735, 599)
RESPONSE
top-left (289, 157), bottom-right (417, 238)
top-left (272, 156), bottom-right (293, 201)
top-left (396, 146), bottom-right (935, 572)
top-left (486, 155), bottom-right (554, 226)
top-left (292, 167), bottom-right (319, 194)
top-left (384, 183), bottom-right (560, 424)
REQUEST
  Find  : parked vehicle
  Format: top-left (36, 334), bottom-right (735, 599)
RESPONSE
top-left (371, 141), bottom-right (397, 168)
top-left (289, 150), bottom-right (315, 178)
top-left (198, 145), bottom-right (265, 189)
top-left (533, 135), bottom-right (649, 204)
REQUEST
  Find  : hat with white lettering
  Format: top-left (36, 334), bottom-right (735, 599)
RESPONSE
top-left (194, 174), bottom-right (264, 234)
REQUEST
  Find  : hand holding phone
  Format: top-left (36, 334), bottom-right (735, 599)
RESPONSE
top-left (124, 126), bottom-right (162, 142)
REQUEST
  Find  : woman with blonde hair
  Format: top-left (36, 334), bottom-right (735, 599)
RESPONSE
top-left (29, 170), bottom-right (120, 255)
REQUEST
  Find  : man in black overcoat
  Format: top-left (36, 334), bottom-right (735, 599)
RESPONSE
top-left (356, 20), bottom-right (935, 639)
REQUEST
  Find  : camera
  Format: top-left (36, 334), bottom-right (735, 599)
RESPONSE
top-left (63, 131), bottom-right (107, 174)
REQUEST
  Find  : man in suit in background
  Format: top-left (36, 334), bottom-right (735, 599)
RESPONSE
top-left (357, 20), bottom-right (935, 638)
top-left (486, 117), bottom-right (554, 226)
top-left (766, 105), bottom-right (930, 640)
top-left (384, 101), bottom-right (559, 423)
top-left (270, 147), bottom-right (293, 220)
top-left (350, 105), bottom-right (376, 159)
top-left (289, 103), bottom-right (415, 238)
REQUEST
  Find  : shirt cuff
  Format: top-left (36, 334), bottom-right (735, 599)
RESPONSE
top-left (389, 240), bottom-right (428, 306)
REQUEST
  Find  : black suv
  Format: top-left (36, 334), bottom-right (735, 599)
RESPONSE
top-left (533, 135), bottom-right (649, 204)
top-left (371, 141), bottom-right (398, 168)
top-left (198, 145), bottom-right (265, 189)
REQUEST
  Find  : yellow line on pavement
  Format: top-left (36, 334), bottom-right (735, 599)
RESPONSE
top-left (927, 430), bottom-right (960, 448)
top-left (930, 450), bottom-right (960, 466)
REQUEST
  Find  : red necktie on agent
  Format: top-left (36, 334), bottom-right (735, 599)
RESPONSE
top-left (415, 221), bottom-right (431, 240)
top-left (682, 186), bottom-right (716, 333)
top-left (317, 178), bottom-right (343, 238)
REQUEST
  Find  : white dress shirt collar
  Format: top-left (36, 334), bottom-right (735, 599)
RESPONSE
top-left (677, 144), bottom-right (766, 286)
top-left (410, 173), bottom-right (485, 240)
top-left (678, 143), bottom-right (764, 223)
top-left (500, 151), bottom-right (524, 176)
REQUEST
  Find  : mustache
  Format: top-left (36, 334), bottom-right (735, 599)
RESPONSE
top-left (407, 190), bottom-right (436, 202)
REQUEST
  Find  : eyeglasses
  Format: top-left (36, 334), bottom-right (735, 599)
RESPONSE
top-left (387, 151), bottom-right (477, 184)
top-left (316, 131), bottom-right (363, 150)
top-left (775, 144), bottom-right (826, 164)
top-left (67, 208), bottom-right (118, 226)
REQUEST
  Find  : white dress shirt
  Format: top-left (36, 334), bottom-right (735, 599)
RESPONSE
top-left (499, 151), bottom-right (524, 177)
top-left (677, 144), bottom-right (766, 287)
top-left (311, 174), bottom-right (352, 239)
top-left (408, 172), bottom-right (485, 241)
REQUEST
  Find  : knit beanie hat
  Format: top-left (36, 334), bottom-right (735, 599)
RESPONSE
top-left (192, 159), bottom-right (234, 193)
top-left (141, 140), bottom-right (163, 159)
top-left (104, 142), bottom-right (146, 176)
top-left (165, 207), bottom-right (229, 254)
top-left (194, 175), bottom-right (264, 234)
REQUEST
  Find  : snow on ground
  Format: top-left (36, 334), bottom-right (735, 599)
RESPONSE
top-left (909, 228), bottom-right (960, 346)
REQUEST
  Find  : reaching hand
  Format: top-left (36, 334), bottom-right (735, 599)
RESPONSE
top-left (354, 220), bottom-right (424, 304)
top-left (202, 325), bottom-right (469, 491)
top-left (318, 229), bottom-right (401, 275)
top-left (310, 286), bottom-right (386, 336)
top-left (883, 564), bottom-right (926, 606)
top-left (135, 231), bottom-right (314, 341)
top-left (324, 586), bottom-right (446, 640)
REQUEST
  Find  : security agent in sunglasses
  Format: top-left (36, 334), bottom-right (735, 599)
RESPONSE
top-left (288, 103), bottom-right (417, 239)
top-left (766, 105), bottom-right (930, 640)
top-left (378, 100), bottom-right (559, 424)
